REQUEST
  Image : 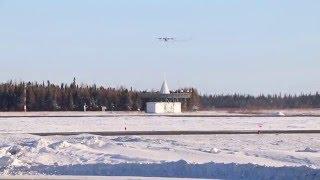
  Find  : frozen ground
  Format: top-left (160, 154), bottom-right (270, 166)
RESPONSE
top-left (1, 133), bottom-right (320, 168)
top-left (0, 113), bottom-right (320, 179)
top-left (0, 108), bottom-right (320, 117)
top-left (1, 175), bottom-right (204, 180)
top-left (0, 133), bottom-right (320, 178)
top-left (0, 116), bottom-right (319, 133)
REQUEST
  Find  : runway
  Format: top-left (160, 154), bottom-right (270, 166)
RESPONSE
top-left (20, 130), bottom-right (320, 136)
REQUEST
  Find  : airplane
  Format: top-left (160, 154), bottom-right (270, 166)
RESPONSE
top-left (157, 37), bottom-right (175, 42)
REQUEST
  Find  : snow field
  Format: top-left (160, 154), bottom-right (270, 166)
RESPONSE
top-left (1, 115), bottom-right (320, 178)
top-left (0, 133), bottom-right (320, 176)
top-left (0, 116), bottom-right (320, 133)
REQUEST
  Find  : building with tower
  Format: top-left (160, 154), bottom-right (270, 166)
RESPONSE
top-left (141, 80), bottom-right (191, 113)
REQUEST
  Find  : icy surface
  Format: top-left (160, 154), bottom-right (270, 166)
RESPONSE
top-left (0, 133), bottom-right (320, 176)
top-left (0, 116), bottom-right (320, 133)
top-left (0, 114), bottom-right (320, 178)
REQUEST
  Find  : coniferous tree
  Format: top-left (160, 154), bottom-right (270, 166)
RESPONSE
top-left (0, 79), bottom-right (319, 111)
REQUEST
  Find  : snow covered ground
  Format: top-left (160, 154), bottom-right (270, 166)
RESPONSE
top-left (0, 133), bottom-right (320, 178)
top-left (0, 113), bottom-right (320, 178)
top-left (0, 108), bottom-right (320, 117)
top-left (1, 175), bottom-right (203, 180)
top-left (0, 116), bottom-right (319, 133)
top-left (1, 133), bottom-right (320, 168)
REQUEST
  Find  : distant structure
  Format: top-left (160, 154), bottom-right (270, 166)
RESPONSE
top-left (160, 81), bottom-right (170, 94)
top-left (141, 80), bottom-right (190, 113)
top-left (83, 103), bottom-right (87, 112)
top-left (23, 84), bottom-right (27, 112)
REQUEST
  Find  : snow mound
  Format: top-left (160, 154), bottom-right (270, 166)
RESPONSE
top-left (274, 111), bottom-right (285, 116)
top-left (0, 155), bottom-right (24, 168)
top-left (48, 141), bottom-right (71, 150)
top-left (112, 136), bottom-right (143, 143)
top-left (0, 156), bottom-right (13, 168)
top-left (7, 146), bottom-right (21, 155)
top-left (296, 147), bottom-right (319, 153)
top-left (71, 135), bottom-right (106, 147)
top-left (3, 160), bottom-right (320, 179)
top-left (211, 148), bottom-right (220, 154)
top-left (83, 136), bottom-right (106, 147)
top-left (198, 147), bottom-right (220, 154)
top-left (0, 145), bottom-right (22, 156)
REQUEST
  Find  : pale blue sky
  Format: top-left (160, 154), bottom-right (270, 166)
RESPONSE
top-left (0, 0), bottom-right (319, 95)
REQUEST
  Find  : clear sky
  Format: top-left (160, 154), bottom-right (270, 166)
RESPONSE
top-left (0, 0), bottom-right (319, 95)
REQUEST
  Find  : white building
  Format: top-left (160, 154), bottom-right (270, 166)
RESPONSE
top-left (146, 102), bottom-right (181, 113)
top-left (144, 80), bottom-right (189, 114)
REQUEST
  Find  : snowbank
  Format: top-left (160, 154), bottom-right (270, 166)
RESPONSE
top-left (1, 133), bottom-right (320, 171)
top-left (3, 160), bottom-right (320, 179)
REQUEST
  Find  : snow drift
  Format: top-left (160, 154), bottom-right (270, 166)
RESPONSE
top-left (3, 160), bottom-right (320, 180)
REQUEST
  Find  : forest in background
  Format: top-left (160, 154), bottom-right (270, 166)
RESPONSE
top-left (0, 79), bottom-right (319, 111)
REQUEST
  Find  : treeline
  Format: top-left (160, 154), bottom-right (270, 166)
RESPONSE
top-left (0, 80), bottom-right (139, 111)
top-left (0, 80), bottom-right (319, 111)
top-left (200, 93), bottom-right (320, 109)
top-left (0, 80), bottom-right (199, 111)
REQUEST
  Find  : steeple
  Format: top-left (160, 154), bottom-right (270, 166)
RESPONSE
top-left (160, 80), bottom-right (170, 94)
